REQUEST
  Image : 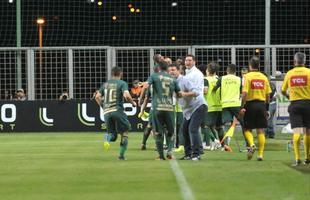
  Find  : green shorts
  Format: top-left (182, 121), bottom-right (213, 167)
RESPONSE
top-left (204, 111), bottom-right (222, 127)
top-left (152, 110), bottom-right (175, 136)
top-left (104, 111), bottom-right (131, 134)
top-left (222, 107), bottom-right (242, 124)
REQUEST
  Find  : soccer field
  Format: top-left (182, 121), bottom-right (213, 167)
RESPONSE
top-left (0, 132), bottom-right (309, 200)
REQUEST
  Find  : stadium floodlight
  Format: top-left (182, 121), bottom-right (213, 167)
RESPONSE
top-left (36, 17), bottom-right (45, 99)
top-left (8, 0), bottom-right (14, 3)
top-left (36, 18), bottom-right (45, 25)
top-left (36, 17), bottom-right (45, 48)
top-left (171, 2), bottom-right (178, 7)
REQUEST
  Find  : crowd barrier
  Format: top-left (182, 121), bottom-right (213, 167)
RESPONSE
top-left (0, 91), bottom-right (289, 133)
top-left (0, 100), bottom-right (148, 132)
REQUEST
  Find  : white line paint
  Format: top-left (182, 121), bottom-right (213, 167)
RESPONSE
top-left (169, 159), bottom-right (195, 200)
top-left (0, 141), bottom-right (100, 145)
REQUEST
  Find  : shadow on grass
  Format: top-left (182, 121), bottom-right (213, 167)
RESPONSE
top-left (283, 162), bottom-right (310, 174)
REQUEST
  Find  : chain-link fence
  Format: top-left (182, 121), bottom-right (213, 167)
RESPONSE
top-left (1, 45), bottom-right (310, 100)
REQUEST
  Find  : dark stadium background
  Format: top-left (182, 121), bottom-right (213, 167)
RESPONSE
top-left (0, 0), bottom-right (309, 47)
top-left (1, 0), bottom-right (310, 99)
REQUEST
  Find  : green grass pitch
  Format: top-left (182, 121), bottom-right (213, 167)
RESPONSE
top-left (0, 132), bottom-right (309, 200)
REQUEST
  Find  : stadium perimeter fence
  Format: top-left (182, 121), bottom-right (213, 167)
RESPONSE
top-left (1, 45), bottom-right (310, 101)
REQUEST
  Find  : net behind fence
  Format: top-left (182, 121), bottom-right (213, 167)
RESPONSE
top-left (276, 47), bottom-right (310, 73)
top-left (154, 48), bottom-right (190, 63)
top-left (195, 48), bottom-right (232, 76)
top-left (73, 49), bottom-right (108, 99)
top-left (1, 1), bottom-right (310, 47)
top-left (235, 48), bottom-right (266, 74)
top-left (34, 50), bottom-right (68, 100)
top-left (115, 49), bottom-right (150, 87)
top-left (0, 50), bottom-right (27, 100)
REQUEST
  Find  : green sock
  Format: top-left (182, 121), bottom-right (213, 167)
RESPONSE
top-left (119, 136), bottom-right (128, 158)
top-left (155, 134), bottom-right (164, 158)
top-left (110, 133), bottom-right (117, 142)
top-left (142, 126), bottom-right (152, 145)
top-left (208, 128), bottom-right (216, 141)
top-left (216, 127), bottom-right (224, 143)
top-left (178, 127), bottom-right (184, 146)
top-left (211, 128), bottom-right (219, 140)
top-left (166, 135), bottom-right (174, 154)
top-left (204, 127), bottom-right (216, 145)
top-left (201, 127), bottom-right (208, 144)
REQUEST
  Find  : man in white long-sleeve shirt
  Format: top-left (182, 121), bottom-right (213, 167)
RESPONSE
top-left (185, 55), bottom-right (205, 96)
top-left (178, 55), bottom-right (207, 160)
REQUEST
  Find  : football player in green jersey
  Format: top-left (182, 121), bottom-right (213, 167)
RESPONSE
top-left (95, 67), bottom-right (136, 160)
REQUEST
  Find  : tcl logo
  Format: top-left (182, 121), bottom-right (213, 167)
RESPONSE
top-left (290, 76), bottom-right (307, 86)
top-left (251, 79), bottom-right (265, 89)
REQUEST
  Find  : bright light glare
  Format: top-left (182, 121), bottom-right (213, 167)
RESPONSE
top-left (36, 18), bottom-right (45, 25)
top-left (171, 2), bottom-right (178, 7)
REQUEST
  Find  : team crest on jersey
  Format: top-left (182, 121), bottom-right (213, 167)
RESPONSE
top-left (250, 79), bottom-right (264, 89)
top-left (290, 75), bottom-right (307, 86)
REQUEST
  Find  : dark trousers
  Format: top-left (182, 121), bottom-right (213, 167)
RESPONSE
top-left (176, 112), bottom-right (184, 147)
top-left (266, 102), bottom-right (277, 137)
top-left (183, 104), bottom-right (207, 157)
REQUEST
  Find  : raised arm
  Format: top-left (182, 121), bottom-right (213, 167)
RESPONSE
top-left (95, 91), bottom-right (103, 107)
top-left (124, 91), bottom-right (137, 107)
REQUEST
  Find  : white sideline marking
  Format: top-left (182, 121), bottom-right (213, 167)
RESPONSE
top-left (0, 141), bottom-right (100, 145)
top-left (169, 159), bottom-right (195, 200)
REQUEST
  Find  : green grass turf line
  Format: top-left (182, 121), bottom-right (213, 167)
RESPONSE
top-left (0, 133), bottom-right (181, 200)
top-left (0, 132), bottom-right (309, 200)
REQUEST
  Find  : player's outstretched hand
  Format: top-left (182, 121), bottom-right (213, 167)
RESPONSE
top-left (178, 91), bottom-right (184, 97)
top-left (132, 101), bottom-right (137, 107)
top-left (240, 108), bottom-right (246, 113)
